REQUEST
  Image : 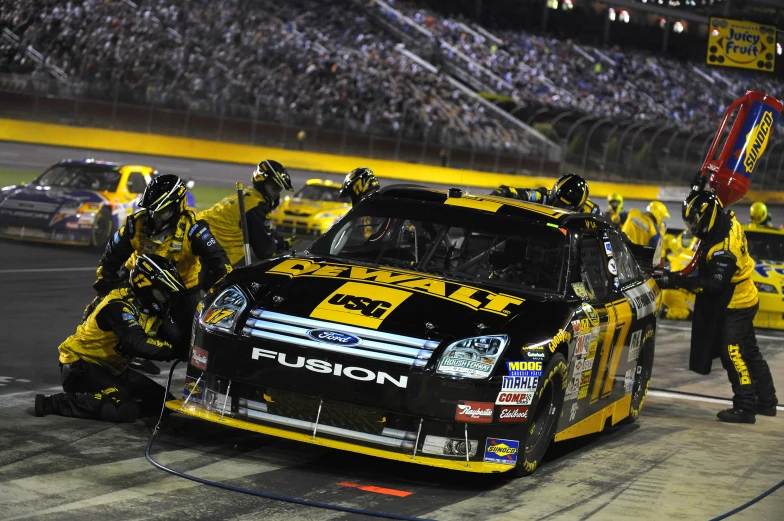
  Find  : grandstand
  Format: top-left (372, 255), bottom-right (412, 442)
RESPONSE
top-left (1, 0), bottom-right (783, 187)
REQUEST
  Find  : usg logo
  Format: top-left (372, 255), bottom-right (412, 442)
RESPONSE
top-left (328, 294), bottom-right (391, 318)
top-left (307, 329), bottom-right (361, 346)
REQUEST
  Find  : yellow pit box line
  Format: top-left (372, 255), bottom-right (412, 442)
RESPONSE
top-left (165, 399), bottom-right (513, 474)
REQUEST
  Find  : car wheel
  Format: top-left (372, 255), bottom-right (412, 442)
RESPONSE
top-left (91, 207), bottom-right (112, 248)
top-left (515, 353), bottom-right (567, 476)
top-left (623, 326), bottom-right (655, 424)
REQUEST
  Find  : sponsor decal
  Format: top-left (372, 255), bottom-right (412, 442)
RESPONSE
top-left (582, 358), bottom-right (594, 372)
top-left (498, 406), bottom-right (529, 423)
top-left (121, 312), bottom-right (135, 322)
top-left (455, 401), bottom-right (494, 423)
top-left (524, 351), bottom-right (545, 359)
top-left (604, 241), bottom-right (613, 257)
top-left (628, 330), bottom-right (642, 362)
top-left (501, 375), bottom-right (539, 391)
top-left (183, 375), bottom-right (203, 403)
top-left (506, 361), bottom-right (542, 377)
top-left (203, 308), bottom-right (235, 325)
top-left (624, 368), bottom-right (636, 394)
top-left (580, 371), bottom-right (592, 387)
top-left (607, 258), bottom-right (618, 276)
top-left (571, 320), bottom-right (581, 334)
top-left (566, 375), bottom-right (581, 394)
top-left (484, 438), bottom-right (519, 465)
top-left (574, 358), bottom-right (584, 373)
top-left (575, 335), bottom-right (588, 356)
top-left (66, 221), bottom-right (79, 230)
top-left (306, 329), bottom-right (362, 346)
top-left (571, 282), bottom-right (588, 298)
top-left (495, 391), bottom-right (534, 405)
top-left (439, 357), bottom-right (492, 378)
top-left (744, 110), bottom-right (775, 174)
top-left (422, 435), bottom-right (478, 457)
top-left (728, 344), bottom-right (751, 385)
top-left (269, 259), bottom-right (524, 316)
top-left (251, 348), bottom-right (408, 388)
top-left (581, 303), bottom-right (599, 326)
top-left (570, 402), bottom-right (579, 422)
top-left (577, 384), bottom-right (589, 400)
top-left (643, 326), bottom-right (654, 343)
top-left (310, 282), bottom-right (410, 329)
top-left (191, 346), bottom-right (208, 371)
top-left (624, 284), bottom-right (657, 319)
top-left (548, 330), bottom-right (572, 352)
top-left (587, 341), bottom-right (598, 359)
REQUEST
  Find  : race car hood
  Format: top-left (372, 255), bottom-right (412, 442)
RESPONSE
top-left (753, 259), bottom-right (784, 286)
top-left (0, 184), bottom-right (107, 228)
top-left (228, 255), bottom-right (570, 342)
top-left (279, 198), bottom-right (349, 217)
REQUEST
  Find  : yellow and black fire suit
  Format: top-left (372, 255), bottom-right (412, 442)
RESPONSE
top-left (94, 210), bottom-right (231, 328)
top-left (622, 208), bottom-right (664, 248)
top-left (666, 212), bottom-right (777, 411)
top-left (52, 287), bottom-right (187, 422)
top-left (607, 208), bottom-right (628, 227)
top-left (197, 187), bottom-right (287, 265)
top-left (497, 186), bottom-right (603, 215)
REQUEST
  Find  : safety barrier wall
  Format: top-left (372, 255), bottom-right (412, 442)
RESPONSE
top-left (2, 118), bottom-right (784, 204)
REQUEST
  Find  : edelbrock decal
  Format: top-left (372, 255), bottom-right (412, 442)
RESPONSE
top-left (251, 348), bottom-right (408, 388)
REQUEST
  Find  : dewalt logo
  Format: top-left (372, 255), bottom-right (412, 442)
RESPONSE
top-left (728, 344), bottom-right (751, 385)
top-left (743, 111), bottom-right (774, 174)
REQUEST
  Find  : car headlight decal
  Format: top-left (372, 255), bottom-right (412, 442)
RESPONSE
top-left (315, 212), bottom-right (336, 220)
top-left (435, 335), bottom-right (508, 379)
top-left (200, 285), bottom-right (247, 333)
top-left (754, 282), bottom-right (778, 293)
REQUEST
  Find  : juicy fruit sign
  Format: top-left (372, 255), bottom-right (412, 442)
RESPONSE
top-left (707, 18), bottom-right (777, 72)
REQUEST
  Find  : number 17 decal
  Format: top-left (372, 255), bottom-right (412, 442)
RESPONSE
top-left (590, 299), bottom-right (632, 403)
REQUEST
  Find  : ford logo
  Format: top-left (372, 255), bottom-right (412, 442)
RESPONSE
top-left (307, 329), bottom-right (361, 346)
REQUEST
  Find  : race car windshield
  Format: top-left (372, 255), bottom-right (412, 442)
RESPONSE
top-left (311, 199), bottom-right (567, 293)
top-left (746, 231), bottom-right (784, 262)
top-left (296, 185), bottom-right (349, 203)
top-left (34, 165), bottom-right (121, 192)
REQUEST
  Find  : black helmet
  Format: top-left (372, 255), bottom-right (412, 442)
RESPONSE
top-left (252, 159), bottom-right (292, 194)
top-left (138, 174), bottom-right (187, 235)
top-left (490, 185), bottom-right (520, 199)
top-left (682, 190), bottom-right (722, 239)
top-left (129, 253), bottom-right (186, 315)
top-left (549, 173), bottom-right (588, 211)
top-left (339, 167), bottom-right (380, 205)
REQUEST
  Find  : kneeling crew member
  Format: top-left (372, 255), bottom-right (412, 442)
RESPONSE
top-left (622, 201), bottom-right (670, 248)
top-left (491, 173), bottom-right (602, 215)
top-left (198, 159), bottom-right (294, 265)
top-left (36, 255), bottom-right (189, 422)
top-left (656, 191), bottom-right (778, 423)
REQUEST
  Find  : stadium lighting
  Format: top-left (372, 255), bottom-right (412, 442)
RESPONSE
top-left (778, 43), bottom-right (782, 56)
top-left (609, 8), bottom-right (616, 21)
top-left (620, 10), bottom-right (630, 23)
top-left (659, 17), bottom-right (666, 29)
top-left (711, 28), bottom-right (719, 37)
top-left (674, 21), bottom-right (684, 33)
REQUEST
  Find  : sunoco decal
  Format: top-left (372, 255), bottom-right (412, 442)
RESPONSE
top-left (484, 438), bottom-right (519, 465)
top-left (268, 258), bottom-right (524, 315)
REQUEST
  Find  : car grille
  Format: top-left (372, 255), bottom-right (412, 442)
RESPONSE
top-left (242, 309), bottom-right (440, 367)
top-left (284, 210), bottom-right (313, 217)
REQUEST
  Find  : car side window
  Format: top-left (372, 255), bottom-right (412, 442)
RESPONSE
top-left (126, 172), bottom-right (147, 194)
top-left (579, 235), bottom-right (610, 300)
top-left (609, 233), bottom-right (642, 285)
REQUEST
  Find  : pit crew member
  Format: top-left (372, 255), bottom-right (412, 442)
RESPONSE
top-left (606, 192), bottom-right (628, 226)
top-left (339, 167), bottom-right (381, 206)
top-left (491, 173), bottom-right (602, 214)
top-left (656, 191), bottom-right (778, 423)
top-left (198, 159), bottom-right (295, 265)
top-left (35, 255), bottom-right (188, 422)
top-left (748, 201), bottom-right (777, 229)
top-left (622, 200), bottom-right (670, 248)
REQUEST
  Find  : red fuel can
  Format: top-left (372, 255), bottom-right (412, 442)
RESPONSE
top-left (701, 90), bottom-right (782, 207)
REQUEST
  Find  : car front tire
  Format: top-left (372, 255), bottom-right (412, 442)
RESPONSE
top-left (624, 325), bottom-right (655, 424)
top-left (91, 207), bottom-right (112, 248)
top-left (515, 353), bottom-right (567, 476)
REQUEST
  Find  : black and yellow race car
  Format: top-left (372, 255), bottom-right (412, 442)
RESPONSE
top-left (168, 186), bottom-right (662, 475)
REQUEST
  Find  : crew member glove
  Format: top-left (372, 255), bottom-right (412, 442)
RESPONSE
top-left (93, 277), bottom-right (119, 296)
top-left (690, 172), bottom-right (708, 192)
top-left (652, 268), bottom-right (671, 289)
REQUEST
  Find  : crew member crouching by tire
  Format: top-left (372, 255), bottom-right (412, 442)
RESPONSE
top-left (655, 191), bottom-right (778, 423)
top-left (35, 255), bottom-right (189, 423)
top-left (197, 159), bottom-right (294, 266)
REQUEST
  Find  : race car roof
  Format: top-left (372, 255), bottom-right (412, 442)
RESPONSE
top-left (57, 159), bottom-right (120, 169)
top-left (376, 185), bottom-right (602, 226)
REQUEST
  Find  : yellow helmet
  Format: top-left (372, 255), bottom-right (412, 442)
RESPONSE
top-left (647, 200), bottom-right (670, 225)
top-left (607, 192), bottom-right (623, 212)
top-left (750, 202), bottom-right (768, 224)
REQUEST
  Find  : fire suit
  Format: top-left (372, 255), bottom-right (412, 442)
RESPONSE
top-left (607, 208), bottom-right (628, 227)
top-left (664, 212), bottom-right (777, 411)
top-left (622, 208), bottom-right (664, 248)
top-left (197, 187), bottom-right (288, 265)
top-left (93, 210), bottom-right (232, 329)
top-left (496, 186), bottom-right (603, 215)
top-left (52, 287), bottom-right (187, 422)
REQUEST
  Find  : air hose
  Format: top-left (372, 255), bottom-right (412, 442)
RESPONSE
top-left (146, 366), bottom-right (781, 520)
top-left (145, 362), bottom-right (438, 521)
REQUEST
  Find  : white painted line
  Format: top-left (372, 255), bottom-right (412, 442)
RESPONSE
top-left (0, 267), bottom-right (96, 274)
top-left (659, 324), bottom-right (784, 341)
top-left (648, 390), bottom-right (784, 411)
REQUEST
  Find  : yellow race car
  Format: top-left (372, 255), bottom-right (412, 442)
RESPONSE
top-left (661, 227), bottom-right (784, 329)
top-left (269, 179), bottom-right (351, 236)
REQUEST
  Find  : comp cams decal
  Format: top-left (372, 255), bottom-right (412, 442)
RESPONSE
top-left (268, 258), bottom-right (524, 316)
top-left (251, 348), bottom-right (408, 388)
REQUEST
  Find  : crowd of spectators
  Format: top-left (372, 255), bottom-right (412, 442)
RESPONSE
top-left (1, 0), bottom-right (783, 149)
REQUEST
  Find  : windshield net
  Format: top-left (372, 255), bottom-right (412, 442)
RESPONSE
top-left (310, 200), bottom-right (567, 292)
top-left (296, 185), bottom-right (349, 203)
top-left (35, 165), bottom-right (121, 192)
top-left (746, 231), bottom-right (784, 262)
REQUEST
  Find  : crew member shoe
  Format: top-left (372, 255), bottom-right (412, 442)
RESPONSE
top-left (130, 358), bottom-right (161, 375)
top-left (34, 394), bottom-right (54, 417)
top-left (717, 408), bottom-right (756, 424)
top-left (756, 402), bottom-right (778, 417)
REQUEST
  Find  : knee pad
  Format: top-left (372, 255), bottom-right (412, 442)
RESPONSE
top-left (99, 401), bottom-right (140, 423)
